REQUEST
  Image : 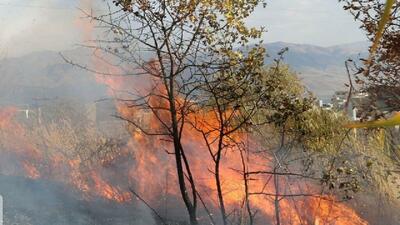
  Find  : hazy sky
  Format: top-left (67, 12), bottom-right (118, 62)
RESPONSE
top-left (0, 0), bottom-right (366, 57)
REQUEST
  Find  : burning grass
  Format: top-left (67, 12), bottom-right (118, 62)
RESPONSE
top-left (0, 98), bottom-right (373, 225)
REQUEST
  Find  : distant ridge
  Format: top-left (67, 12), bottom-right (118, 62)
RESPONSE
top-left (264, 41), bottom-right (368, 70)
top-left (0, 49), bottom-right (107, 106)
top-left (0, 41), bottom-right (370, 104)
top-left (263, 41), bottom-right (369, 96)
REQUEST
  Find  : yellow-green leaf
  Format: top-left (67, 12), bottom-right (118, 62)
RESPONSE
top-left (369, 0), bottom-right (395, 57)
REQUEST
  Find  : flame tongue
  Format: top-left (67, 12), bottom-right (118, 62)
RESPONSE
top-left (91, 172), bottom-right (131, 202)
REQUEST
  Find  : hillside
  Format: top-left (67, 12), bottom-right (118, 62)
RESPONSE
top-left (0, 41), bottom-right (369, 105)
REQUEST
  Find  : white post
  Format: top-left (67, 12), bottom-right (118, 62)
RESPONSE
top-left (0, 195), bottom-right (3, 225)
top-left (352, 108), bottom-right (357, 121)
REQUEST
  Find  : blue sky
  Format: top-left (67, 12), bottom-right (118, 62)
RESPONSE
top-left (0, 0), bottom-right (366, 57)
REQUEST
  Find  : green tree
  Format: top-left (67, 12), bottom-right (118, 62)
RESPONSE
top-left (194, 62), bottom-right (313, 225)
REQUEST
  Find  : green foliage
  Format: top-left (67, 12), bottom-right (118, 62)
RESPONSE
top-left (290, 108), bottom-right (349, 153)
top-left (245, 64), bottom-right (314, 127)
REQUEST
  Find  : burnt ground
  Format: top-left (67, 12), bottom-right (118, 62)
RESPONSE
top-left (0, 175), bottom-right (156, 225)
top-left (1, 174), bottom-right (399, 225)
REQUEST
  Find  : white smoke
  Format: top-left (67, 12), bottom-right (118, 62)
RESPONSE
top-left (0, 0), bottom-right (80, 57)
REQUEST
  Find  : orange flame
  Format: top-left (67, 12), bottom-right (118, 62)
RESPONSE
top-left (91, 172), bottom-right (131, 202)
top-left (0, 105), bottom-right (132, 202)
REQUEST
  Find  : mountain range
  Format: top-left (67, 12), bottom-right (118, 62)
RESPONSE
top-left (263, 41), bottom-right (369, 97)
top-left (0, 41), bottom-right (369, 106)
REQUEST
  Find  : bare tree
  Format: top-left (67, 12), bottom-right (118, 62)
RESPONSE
top-left (71, 1), bottom-right (266, 224)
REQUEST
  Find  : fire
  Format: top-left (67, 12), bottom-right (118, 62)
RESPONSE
top-left (123, 108), bottom-right (369, 224)
top-left (0, 106), bottom-right (133, 202)
top-left (0, 107), bottom-right (42, 177)
top-left (91, 172), bottom-right (131, 202)
top-left (67, 159), bottom-right (91, 194)
top-left (0, 1), bottom-right (370, 224)
top-left (22, 162), bottom-right (40, 179)
top-left (0, 102), bottom-right (369, 224)
top-left (0, 106), bottom-right (18, 127)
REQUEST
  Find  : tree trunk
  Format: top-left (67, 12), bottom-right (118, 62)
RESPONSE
top-left (169, 86), bottom-right (198, 225)
top-left (215, 157), bottom-right (228, 225)
top-left (274, 173), bottom-right (281, 225)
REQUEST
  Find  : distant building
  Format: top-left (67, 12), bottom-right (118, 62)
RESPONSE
top-left (328, 88), bottom-right (398, 121)
top-left (318, 99), bottom-right (333, 110)
top-left (331, 91), bottom-right (348, 111)
top-left (346, 92), bottom-right (370, 121)
top-left (318, 91), bottom-right (371, 121)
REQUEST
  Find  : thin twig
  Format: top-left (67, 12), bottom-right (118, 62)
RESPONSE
top-left (129, 188), bottom-right (167, 225)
